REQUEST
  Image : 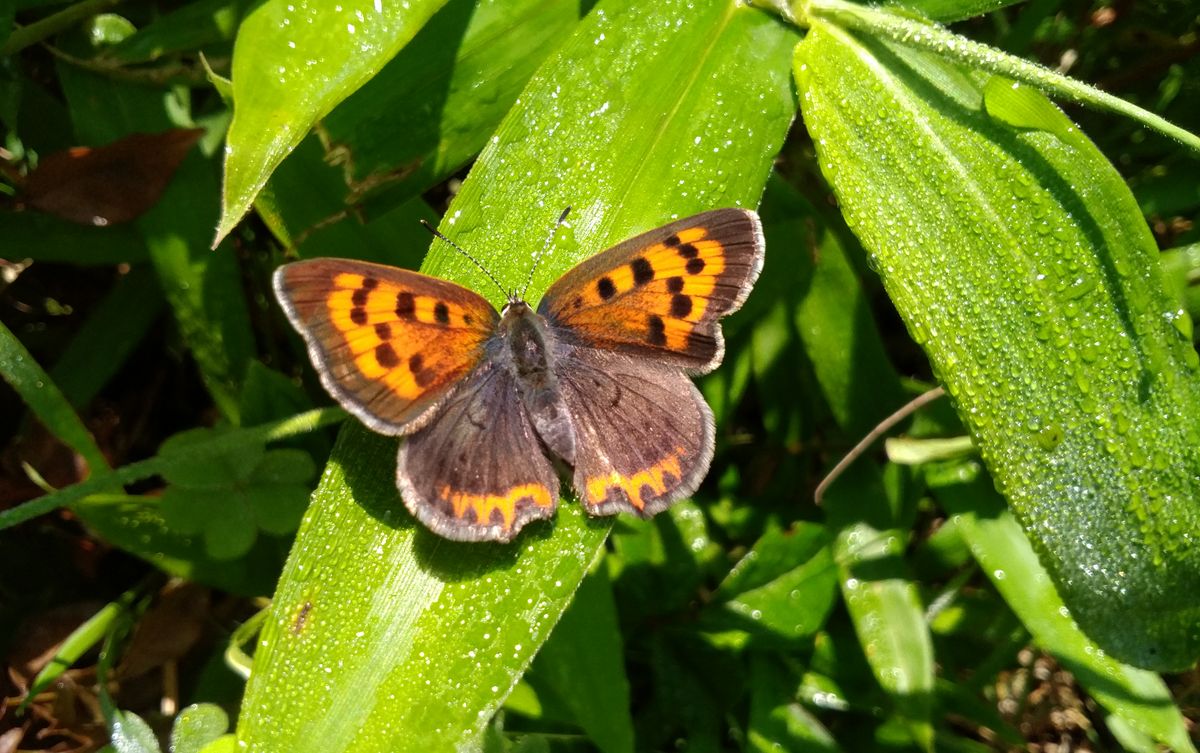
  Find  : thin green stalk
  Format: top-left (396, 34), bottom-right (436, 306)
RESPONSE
top-left (1, 0), bottom-right (122, 56)
top-left (0, 407), bottom-right (346, 531)
top-left (19, 583), bottom-right (145, 712)
top-left (225, 604), bottom-right (271, 679)
top-left (787, 0), bottom-right (1200, 153)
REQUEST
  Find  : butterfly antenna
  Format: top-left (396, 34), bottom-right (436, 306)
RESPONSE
top-left (420, 220), bottom-right (511, 300)
top-left (520, 206), bottom-right (571, 299)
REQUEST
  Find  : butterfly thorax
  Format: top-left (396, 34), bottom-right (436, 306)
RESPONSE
top-left (498, 300), bottom-right (553, 386)
top-left (497, 299), bottom-right (576, 463)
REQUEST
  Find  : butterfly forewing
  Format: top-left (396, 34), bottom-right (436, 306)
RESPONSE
top-left (397, 362), bottom-right (559, 542)
top-left (539, 208), bottom-right (764, 374)
top-left (274, 259), bottom-right (499, 435)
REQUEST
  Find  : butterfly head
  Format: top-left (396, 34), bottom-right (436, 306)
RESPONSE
top-left (420, 207), bottom-right (572, 313)
top-left (500, 298), bottom-right (532, 318)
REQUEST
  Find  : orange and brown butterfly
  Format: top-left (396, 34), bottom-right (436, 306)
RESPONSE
top-left (274, 208), bottom-right (764, 542)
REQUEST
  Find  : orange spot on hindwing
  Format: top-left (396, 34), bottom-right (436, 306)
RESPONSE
top-left (584, 448), bottom-right (686, 512)
top-left (437, 483), bottom-right (554, 531)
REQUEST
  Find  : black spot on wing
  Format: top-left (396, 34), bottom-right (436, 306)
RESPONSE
top-left (434, 302), bottom-right (450, 324)
top-left (410, 353), bottom-right (435, 388)
top-left (598, 277), bottom-right (616, 300)
top-left (396, 292), bottom-right (416, 319)
top-left (376, 342), bottom-right (400, 369)
top-left (670, 294), bottom-right (692, 318)
top-left (667, 276), bottom-right (684, 293)
top-left (686, 257), bottom-right (706, 275)
top-left (631, 257), bottom-right (654, 286)
top-left (375, 322), bottom-right (391, 340)
top-left (647, 315), bottom-right (666, 346)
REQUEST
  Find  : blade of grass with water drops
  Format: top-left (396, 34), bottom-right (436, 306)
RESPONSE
top-left (215, 0), bottom-right (450, 242)
top-left (795, 22), bottom-right (1200, 670)
top-left (235, 2), bottom-right (799, 751)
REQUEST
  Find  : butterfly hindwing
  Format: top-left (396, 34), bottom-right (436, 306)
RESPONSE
top-left (274, 259), bottom-right (499, 435)
top-left (539, 208), bottom-right (764, 375)
top-left (555, 346), bottom-right (714, 518)
top-left (397, 361), bottom-right (559, 542)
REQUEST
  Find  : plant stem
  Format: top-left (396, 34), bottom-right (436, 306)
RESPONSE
top-left (789, 0), bottom-right (1200, 154)
top-left (1, 0), bottom-right (123, 56)
top-left (0, 407), bottom-right (347, 531)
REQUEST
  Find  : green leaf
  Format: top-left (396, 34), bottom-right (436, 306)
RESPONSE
top-left (892, 0), bottom-right (1026, 24)
top-left (527, 568), bottom-right (633, 753)
top-left (747, 655), bottom-right (842, 753)
top-left (170, 704), bottom-right (230, 753)
top-left (826, 470), bottom-right (934, 751)
top-left (0, 408), bottom-right (342, 533)
top-left (929, 463), bottom-right (1196, 753)
top-left (719, 546), bottom-right (837, 641)
top-left (202, 497), bottom-right (258, 560)
top-left (246, 483), bottom-right (311, 536)
top-left (609, 503), bottom-right (715, 627)
top-left (801, 0), bottom-right (1200, 153)
top-left (238, 362), bottom-right (312, 428)
top-left (107, 0), bottom-right (240, 64)
top-left (248, 448), bottom-right (316, 484)
top-left (87, 13), bottom-right (136, 45)
top-left (160, 427), bottom-right (266, 487)
top-left (20, 587), bottom-right (139, 710)
top-left (764, 127), bottom-right (934, 747)
top-left (0, 0), bottom-right (124, 56)
top-left (714, 523), bottom-right (828, 597)
top-left (0, 410), bottom-right (339, 596)
top-left (235, 1), bottom-right (799, 750)
top-left (217, 0), bottom-right (450, 241)
top-left (707, 525), bottom-right (838, 642)
top-left (795, 20), bottom-right (1200, 670)
top-left (0, 1), bottom-right (13, 45)
top-left (320, 0), bottom-right (584, 212)
top-left (195, 736), bottom-right (238, 753)
top-left (161, 487), bottom-right (213, 536)
top-left (760, 176), bottom-right (907, 437)
top-left (1160, 243), bottom-right (1200, 320)
top-left (0, 319), bottom-right (108, 474)
top-left (111, 710), bottom-right (162, 753)
top-left (160, 438), bottom-right (313, 557)
top-left (255, 135), bottom-right (435, 264)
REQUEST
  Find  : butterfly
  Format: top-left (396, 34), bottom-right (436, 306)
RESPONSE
top-left (273, 208), bottom-right (764, 542)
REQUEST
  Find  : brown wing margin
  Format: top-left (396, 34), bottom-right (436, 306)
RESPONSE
top-left (274, 258), bottom-right (499, 435)
top-left (538, 209), bottom-right (764, 374)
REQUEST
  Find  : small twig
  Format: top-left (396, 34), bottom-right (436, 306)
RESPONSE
top-left (814, 385), bottom-right (946, 505)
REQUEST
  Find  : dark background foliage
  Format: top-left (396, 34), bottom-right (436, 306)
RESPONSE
top-left (1, 0), bottom-right (1198, 750)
